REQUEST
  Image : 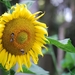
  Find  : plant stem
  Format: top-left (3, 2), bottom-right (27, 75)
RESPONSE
top-left (49, 45), bottom-right (59, 75)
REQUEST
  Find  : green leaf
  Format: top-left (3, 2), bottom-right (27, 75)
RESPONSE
top-left (22, 65), bottom-right (34, 74)
top-left (47, 37), bottom-right (75, 53)
top-left (62, 72), bottom-right (71, 75)
top-left (61, 52), bottom-right (74, 69)
top-left (62, 68), bottom-right (75, 75)
top-left (0, 64), bottom-right (10, 75)
top-left (0, 0), bottom-right (11, 9)
top-left (22, 63), bottom-right (49, 75)
top-left (71, 68), bottom-right (75, 75)
top-left (10, 69), bottom-right (15, 75)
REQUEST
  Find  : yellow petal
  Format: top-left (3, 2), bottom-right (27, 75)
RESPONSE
top-left (0, 39), bottom-right (2, 44)
top-left (32, 43), bottom-right (43, 56)
top-left (0, 20), bottom-right (5, 24)
top-left (29, 50), bottom-right (38, 64)
top-left (12, 4), bottom-right (20, 18)
top-left (2, 52), bottom-right (8, 67)
top-left (0, 33), bottom-right (3, 38)
top-left (35, 12), bottom-right (45, 20)
top-left (0, 49), bottom-right (6, 64)
top-left (7, 53), bottom-right (11, 63)
top-left (35, 37), bottom-right (46, 44)
top-left (23, 55), bottom-right (28, 68)
top-left (26, 53), bottom-right (31, 68)
top-left (34, 21), bottom-right (47, 28)
top-left (23, 54), bottom-right (31, 68)
top-left (35, 33), bottom-right (48, 40)
top-left (2, 13), bottom-right (12, 21)
top-left (35, 26), bottom-right (48, 36)
top-left (5, 53), bottom-right (11, 70)
top-left (0, 24), bottom-right (5, 28)
top-left (0, 28), bottom-right (4, 33)
top-left (0, 44), bottom-right (3, 51)
top-left (10, 55), bottom-right (15, 69)
top-left (17, 56), bottom-right (23, 72)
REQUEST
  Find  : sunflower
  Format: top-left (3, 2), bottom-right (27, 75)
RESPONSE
top-left (0, 4), bottom-right (48, 72)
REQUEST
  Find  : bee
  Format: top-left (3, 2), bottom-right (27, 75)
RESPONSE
top-left (10, 33), bottom-right (14, 42)
top-left (20, 49), bottom-right (25, 54)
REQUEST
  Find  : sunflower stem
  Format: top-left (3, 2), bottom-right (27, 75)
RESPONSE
top-left (49, 45), bottom-right (59, 75)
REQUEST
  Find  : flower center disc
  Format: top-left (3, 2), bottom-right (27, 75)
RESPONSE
top-left (17, 32), bottom-right (28, 44)
top-left (2, 18), bottom-right (35, 55)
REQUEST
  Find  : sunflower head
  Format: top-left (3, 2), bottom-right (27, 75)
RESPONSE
top-left (0, 3), bottom-right (48, 72)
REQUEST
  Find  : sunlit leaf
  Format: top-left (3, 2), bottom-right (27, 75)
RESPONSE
top-left (62, 72), bottom-right (71, 75)
top-left (22, 65), bottom-right (34, 74)
top-left (22, 63), bottom-right (49, 75)
top-left (47, 37), bottom-right (75, 53)
top-left (20, 0), bottom-right (35, 9)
